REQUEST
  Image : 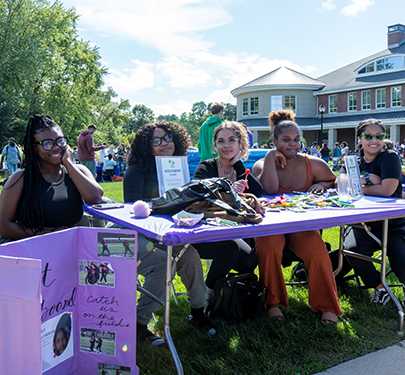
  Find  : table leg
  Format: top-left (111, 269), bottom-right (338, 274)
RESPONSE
top-left (380, 219), bottom-right (404, 336)
top-left (164, 245), bottom-right (184, 374)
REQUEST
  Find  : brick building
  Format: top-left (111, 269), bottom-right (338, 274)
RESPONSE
top-left (231, 24), bottom-right (405, 151)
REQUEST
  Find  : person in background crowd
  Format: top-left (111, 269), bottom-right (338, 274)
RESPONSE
top-left (72, 146), bottom-right (79, 163)
top-left (320, 142), bottom-right (330, 163)
top-left (116, 143), bottom-right (127, 176)
top-left (310, 141), bottom-right (318, 156)
top-left (1, 137), bottom-right (22, 177)
top-left (252, 109), bottom-right (341, 325)
top-left (124, 121), bottom-right (217, 345)
top-left (198, 102), bottom-right (224, 161)
top-left (77, 124), bottom-right (108, 178)
top-left (344, 119), bottom-right (405, 305)
top-left (332, 142), bottom-right (341, 158)
top-left (340, 141), bottom-right (349, 159)
top-left (0, 115), bottom-right (103, 242)
top-left (107, 144), bottom-right (116, 159)
top-left (99, 144), bottom-right (108, 166)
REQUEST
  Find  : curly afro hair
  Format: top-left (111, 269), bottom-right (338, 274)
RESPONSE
top-left (127, 121), bottom-right (191, 170)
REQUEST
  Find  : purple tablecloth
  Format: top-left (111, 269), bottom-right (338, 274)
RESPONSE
top-left (84, 196), bottom-right (405, 246)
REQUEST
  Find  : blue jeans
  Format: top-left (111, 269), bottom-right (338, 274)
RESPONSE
top-left (7, 162), bottom-right (17, 176)
top-left (117, 160), bottom-right (126, 175)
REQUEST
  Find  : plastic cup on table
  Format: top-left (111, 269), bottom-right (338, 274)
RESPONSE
top-left (337, 173), bottom-right (350, 202)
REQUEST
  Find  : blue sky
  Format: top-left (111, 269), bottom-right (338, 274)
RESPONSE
top-left (61, 0), bottom-right (405, 116)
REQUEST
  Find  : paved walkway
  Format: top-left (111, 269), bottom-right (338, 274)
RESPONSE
top-left (314, 340), bottom-right (405, 375)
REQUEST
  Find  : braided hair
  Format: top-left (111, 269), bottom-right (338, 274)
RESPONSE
top-left (16, 114), bottom-right (62, 233)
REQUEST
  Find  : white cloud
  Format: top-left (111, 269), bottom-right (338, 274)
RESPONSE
top-left (317, 0), bottom-right (336, 12)
top-left (68, 0), bottom-right (232, 57)
top-left (340, 0), bottom-right (374, 17)
top-left (150, 99), bottom-right (194, 116)
top-left (105, 60), bottom-right (154, 93)
top-left (157, 56), bottom-right (213, 89)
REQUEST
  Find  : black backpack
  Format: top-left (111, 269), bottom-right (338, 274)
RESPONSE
top-left (206, 273), bottom-right (267, 323)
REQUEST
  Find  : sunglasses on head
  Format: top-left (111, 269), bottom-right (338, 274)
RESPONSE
top-left (362, 132), bottom-right (386, 141)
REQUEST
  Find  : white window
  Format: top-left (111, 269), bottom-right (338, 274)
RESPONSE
top-left (284, 95), bottom-right (296, 112)
top-left (376, 88), bottom-right (386, 109)
top-left (391, 86), bottom-right (402, 107)
top-left (348, 92), bottom-right (357, 111)
top-left (361, 90), bottom-right (371, 110)
top-left (270, 95), bottom-right (282, 112)
top-left (250, 97), bottom-right (259, 115)
top-left (242, 98), bottom-right (248, 116)
top-left (329, 95), bottom-right (337, 113)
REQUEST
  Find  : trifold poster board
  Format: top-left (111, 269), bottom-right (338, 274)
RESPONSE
top-left (0, 227), bottom-right (139, 375)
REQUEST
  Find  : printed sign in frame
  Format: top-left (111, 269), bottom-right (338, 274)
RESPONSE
top-left (344, 155), bottom-right (364, 200)
top-left (155, 156), bottom-right (190, 196)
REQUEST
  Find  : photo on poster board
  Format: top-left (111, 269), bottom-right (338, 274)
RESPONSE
top-left (98, 232), bottom-right (135, 260)
top-left (79, 260), bottom-right (115, 287)
top-left (80, 328), bottom-right (116, 356)
top-left (155, 155), bottom-right (190, 196)
top-left (42, 312), bottom-right (74, 372)
top-left (98, 363), bottom-right (131, 375)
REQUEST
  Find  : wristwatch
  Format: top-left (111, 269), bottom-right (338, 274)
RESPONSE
top-left (363, 172), bottom-right (372, 185)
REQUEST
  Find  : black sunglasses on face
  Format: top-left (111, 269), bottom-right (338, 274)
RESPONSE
top-left (35, 137), bottom-right (68, 151)
top-left (151, 133), bottom-right (174, 147)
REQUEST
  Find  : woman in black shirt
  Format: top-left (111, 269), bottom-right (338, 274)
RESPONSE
top-left (344, 118), bottom-right (405, 305)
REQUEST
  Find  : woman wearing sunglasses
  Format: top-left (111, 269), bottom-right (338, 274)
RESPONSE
top-left (344, 118), bottom-right (405, 305)
top-left (0, 115), bottom-right (103, 241)
top-left (124, 122), bottom-right (216, 345)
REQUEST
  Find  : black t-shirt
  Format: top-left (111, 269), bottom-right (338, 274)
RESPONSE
top-left (359, 149), bottom-right (402, 198)
top-left (359, 149), bottom-right (404, 229)
top-left (123, 164), bottom-right (159, 202)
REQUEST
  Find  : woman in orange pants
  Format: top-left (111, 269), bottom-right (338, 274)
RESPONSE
top-left (252, 109), bottom-right (342, 324)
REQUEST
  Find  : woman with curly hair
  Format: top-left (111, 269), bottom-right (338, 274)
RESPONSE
top-left (0, 114), bottom-right (103, 241)
top-left (252, 110), bottom-right (341, 325)
top-left (124, 122), bottom-right (216, 346)
top-left (124, 121), bottom-right (190, 201)
top-left (193, 121), bottom-right (263, 301)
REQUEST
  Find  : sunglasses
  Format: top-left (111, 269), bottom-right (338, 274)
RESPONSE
top-left (151, 133), bottom-right (174, 147)
top-left (35, 137), bottom-right (68, 151)
top-left (362, 132), bottom-right (386, 141)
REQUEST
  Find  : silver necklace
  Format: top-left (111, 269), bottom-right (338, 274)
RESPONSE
top-left (217, 157), bottom-right (234, 178)
top-left (38, 164), bottom-right (62, 184)
top-left (284, 156), bottom-right (298, 170)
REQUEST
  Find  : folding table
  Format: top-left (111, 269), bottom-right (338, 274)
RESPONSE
top-left (85, 195), bottom-right (405, 375)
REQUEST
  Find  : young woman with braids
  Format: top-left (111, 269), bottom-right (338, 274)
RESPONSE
top-left (252, 109), bottom-right (342, 324)
top-left (343, 119), bottom-right (405, 306)
top-left (0, 115), bottom-right (103, 240)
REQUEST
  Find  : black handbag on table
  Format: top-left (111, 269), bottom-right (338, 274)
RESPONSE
top-left (150, 177), bottom-right (259, 221)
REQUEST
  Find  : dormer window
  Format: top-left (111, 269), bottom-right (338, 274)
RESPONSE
top-left (357, 56), bottom-right (404, 75)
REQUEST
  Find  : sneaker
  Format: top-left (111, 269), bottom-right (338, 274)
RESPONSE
top-left (137, 325), bottom-right (165, 346)
top-left (370, 288), bottom-right (391, 306)
top-left (186, 314), bottom-right (217, 335)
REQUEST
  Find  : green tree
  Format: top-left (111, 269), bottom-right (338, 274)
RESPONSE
top-left (156, 114), bottom-right (179, 122)
top-left (223, 103), bottom-right (236, 121)
top-left (128, 104), bottom-right (155, 133)
top-left (0, 0), bottom-right (107, 143)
